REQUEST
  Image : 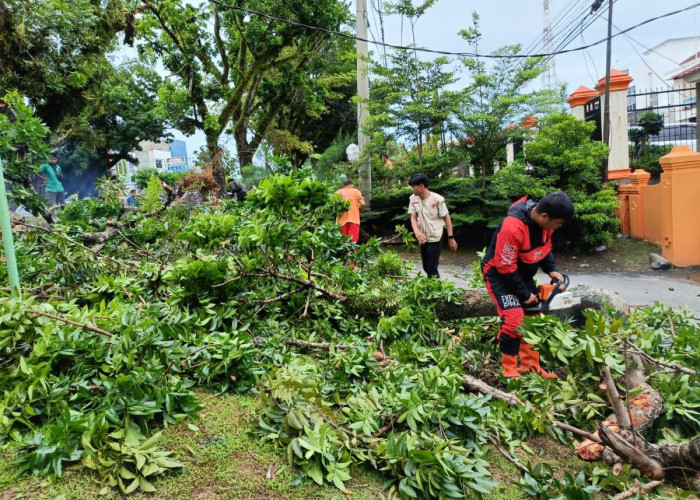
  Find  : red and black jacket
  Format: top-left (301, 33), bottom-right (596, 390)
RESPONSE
top-left (481, 196), bottom-right (557, 302)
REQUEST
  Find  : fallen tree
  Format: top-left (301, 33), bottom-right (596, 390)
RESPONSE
top-left (348, 286), bottom-right (630, 322)
top-left (460, 353), bottom-right (699, 493)
top-left (575, 354), bottom-right (699, 491)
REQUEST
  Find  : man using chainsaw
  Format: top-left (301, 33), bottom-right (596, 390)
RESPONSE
top-left (481, 191), bottom-right (574, 379)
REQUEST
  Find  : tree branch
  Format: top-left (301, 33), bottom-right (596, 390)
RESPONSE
top-left (29, 310), bottom-right (114, 338)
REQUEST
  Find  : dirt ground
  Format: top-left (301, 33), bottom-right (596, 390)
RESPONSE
top-left (396, 237), bottom-right (700, 283)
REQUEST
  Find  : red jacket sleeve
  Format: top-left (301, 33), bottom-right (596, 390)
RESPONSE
top-left (494, 216), bottom-right (532, 302)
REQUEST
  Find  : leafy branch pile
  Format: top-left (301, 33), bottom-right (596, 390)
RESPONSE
top-left (1, 174), bottom-right (698, 498)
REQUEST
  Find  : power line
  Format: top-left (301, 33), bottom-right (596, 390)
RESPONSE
top-left (542, 0), bottom-right (613, 67)
top-left (616, 25), bottom-right (696, 98)
top-left (522, 0), bottom-right (589, 57)
top-left (617, 27), bottom-right (695, 70)
top-left (580, 20), bottom-right (599, 83)
top-left (207, 0), bottom-right (700, 60)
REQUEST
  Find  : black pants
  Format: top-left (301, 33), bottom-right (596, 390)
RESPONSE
top-left (47, 191), bottom-right (64, 205)
top-left (420, 241), bottom-right (442, 278)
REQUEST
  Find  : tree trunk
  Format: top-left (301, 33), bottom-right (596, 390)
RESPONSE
top-left (346, 287), bottom-right (629, 322)
top-left (206, 134), bottom-right (227, 198)
top-left (417, 129), bottom-right (424, 166)
top-left (235, 129), bottom-right (255, 174)
top-left (574, 355), bottom-right (699, 491)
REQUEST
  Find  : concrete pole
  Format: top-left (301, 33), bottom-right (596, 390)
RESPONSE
top-left (602, 0), bottom-right (613, 180)
top-left (0, 153), bottom-right (21, 298)
top-left (356, 0), bottom-right (372, 208)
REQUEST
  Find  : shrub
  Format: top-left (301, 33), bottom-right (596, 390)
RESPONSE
top-left (631, 144), bottom-right (673, 177)
top-left (560, 186), bottom-right (619, 251)
top-left (133, 168), bottom-right (186, 190)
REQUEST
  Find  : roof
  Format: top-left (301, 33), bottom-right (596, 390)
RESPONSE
top-left (643, 36), bottom-right (700, 55)
top-left (672, 63), bottom-right (700, 80)
top-left (680, 51), bottom-right (700, 65)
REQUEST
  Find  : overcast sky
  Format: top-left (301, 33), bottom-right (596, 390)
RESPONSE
top-left (176, 0), bottom-right (700, 160)
top-left (367, 0), bottom-right (700, 89)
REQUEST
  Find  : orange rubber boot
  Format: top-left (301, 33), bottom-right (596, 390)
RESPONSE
top-left (519, 342), bottom-right (557, 379)
top-left (501, 353), bottom-right (521, 378)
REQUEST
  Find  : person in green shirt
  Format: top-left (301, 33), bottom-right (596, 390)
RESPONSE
top-left (37, 154), bottom-right (65, 205)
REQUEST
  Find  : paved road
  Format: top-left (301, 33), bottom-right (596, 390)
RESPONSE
top-left (407, 261), bottom-right (700, 319)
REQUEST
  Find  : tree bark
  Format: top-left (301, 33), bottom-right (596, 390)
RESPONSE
top-left (206, 137), bottom-right (227, 198)
top-left (574, 356), bottom-right (699, 491)
top-left (347, 287), bottom-right (629, 322)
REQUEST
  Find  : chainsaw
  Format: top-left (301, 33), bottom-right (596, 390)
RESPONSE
top-left (523, 273), bottom-right (582, 315)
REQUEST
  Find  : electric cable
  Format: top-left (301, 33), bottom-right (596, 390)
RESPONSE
top-left (521, 0), bottom-right (590, 58)
top-left (207, 0), bottom-right (700, 60)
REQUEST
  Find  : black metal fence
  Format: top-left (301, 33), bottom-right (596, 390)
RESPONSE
top-left (627, 84), bottom-right (697, 151)
top-left (584, 95), bottom-right (602, 141)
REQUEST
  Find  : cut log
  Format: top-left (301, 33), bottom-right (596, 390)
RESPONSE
top-left (347, 287), bottom-right (630, 322)
top-left (576, 356), bottom-right (664, 462)
top-left (575, 356), bottom-right (699, 491)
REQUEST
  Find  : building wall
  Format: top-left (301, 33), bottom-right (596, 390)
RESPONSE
top-left (169, 140), bottom-right (189, 168)
top-left (132, 141), bottom-right (171, 170)
top-left (624, 37), bottom-right (700, 91)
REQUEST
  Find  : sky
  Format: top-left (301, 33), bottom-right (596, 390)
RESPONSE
top-left (368, 0), bottom-right (700, 90)
top-left (173, 0), bottom-right (700, 160)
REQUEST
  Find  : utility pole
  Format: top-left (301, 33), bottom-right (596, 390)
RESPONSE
top-left (599, 0), bottom-right (613, 179)
top-left (356, 0), bottom-right (372, 208)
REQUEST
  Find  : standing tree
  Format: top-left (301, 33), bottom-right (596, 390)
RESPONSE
top-left (259, 34), bottom-right (357, 168)
top-left (453, 13), bottom-right (560, 186)
top-left (0, 0), bottom-right (125, 130)
top-left (367, 50), bottom-right (458, 166)
top-left (629, 111), bottom-right (664, 161)
top-left (134, 0), bottom-right (351, 195)
top-left (0, 92), bottom-right (51, 215)
top-left (0, 1), bottom-right (168, 172)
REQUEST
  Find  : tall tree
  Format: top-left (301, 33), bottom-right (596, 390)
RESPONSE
top-left (0, 0), bottom-right (167, 170)
top-left (0, 0), bottom-right (125, 129)
top-left (367, 50), bottom-right (458, 165)
top-left (135, 0), bottom-right (351, 194)
top-left (59, 62), bottom-right (169, 165)
top-left (454, 13), bottom-right (560, 186)
top-left (265, 37), bottom-right (357, 168)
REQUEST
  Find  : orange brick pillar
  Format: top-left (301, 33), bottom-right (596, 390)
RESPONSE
top-left (595, 70), bottom-right (633, 181)
top-left (566, 86), bottom-right (598, 120)
top-left (657, 146), bottom-right (700, 266)
top-left (617, 169), bottom-right (650, 237)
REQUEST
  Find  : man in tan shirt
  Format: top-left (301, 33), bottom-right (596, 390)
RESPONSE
top-left (408, 173), bottom-right (457, 278)
top-left (336, 179), bottom-right (365, 243)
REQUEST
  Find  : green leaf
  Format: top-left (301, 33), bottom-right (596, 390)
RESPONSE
top-left (138, 476), bottom-right (157, 492)
top-left (306, 463), bottom-right (324, 485)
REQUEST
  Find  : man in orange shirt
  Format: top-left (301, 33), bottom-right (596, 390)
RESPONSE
top-left (335, 179), bottom-right (365, 243)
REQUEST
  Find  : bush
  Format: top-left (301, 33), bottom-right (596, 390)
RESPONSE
top-left (560, 186), bottom-right (619, 251)
top-left (133, 168), bottom-right (186, 190)
top-left (372, 251), bottom-right (411, 276)
top-left (178, 169), bottom-right (219, 195)
top-left (630, 144), bottom-right (673, 177)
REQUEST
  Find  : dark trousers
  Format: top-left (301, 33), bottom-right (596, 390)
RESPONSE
top-left (420, 241), bottom-right (442, 278)
top-left (47, 191), bottom-right (65, 205)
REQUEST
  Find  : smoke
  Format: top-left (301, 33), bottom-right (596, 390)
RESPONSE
top-left (60, 157), bottom-right (107, 199)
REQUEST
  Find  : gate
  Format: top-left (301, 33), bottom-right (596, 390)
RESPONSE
top-left (584, 96), bottom-right (602, 141)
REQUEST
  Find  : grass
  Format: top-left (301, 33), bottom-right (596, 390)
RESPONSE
top-left (1, 391), bottom-right (691, 500)
top-left (0, 391), bottom-right (387, 500)
top-left (0, 390), bottom-right (601, 500)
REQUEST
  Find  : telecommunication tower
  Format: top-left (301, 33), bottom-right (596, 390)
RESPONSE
top-left (542, 0), bottom-right (558, 88)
